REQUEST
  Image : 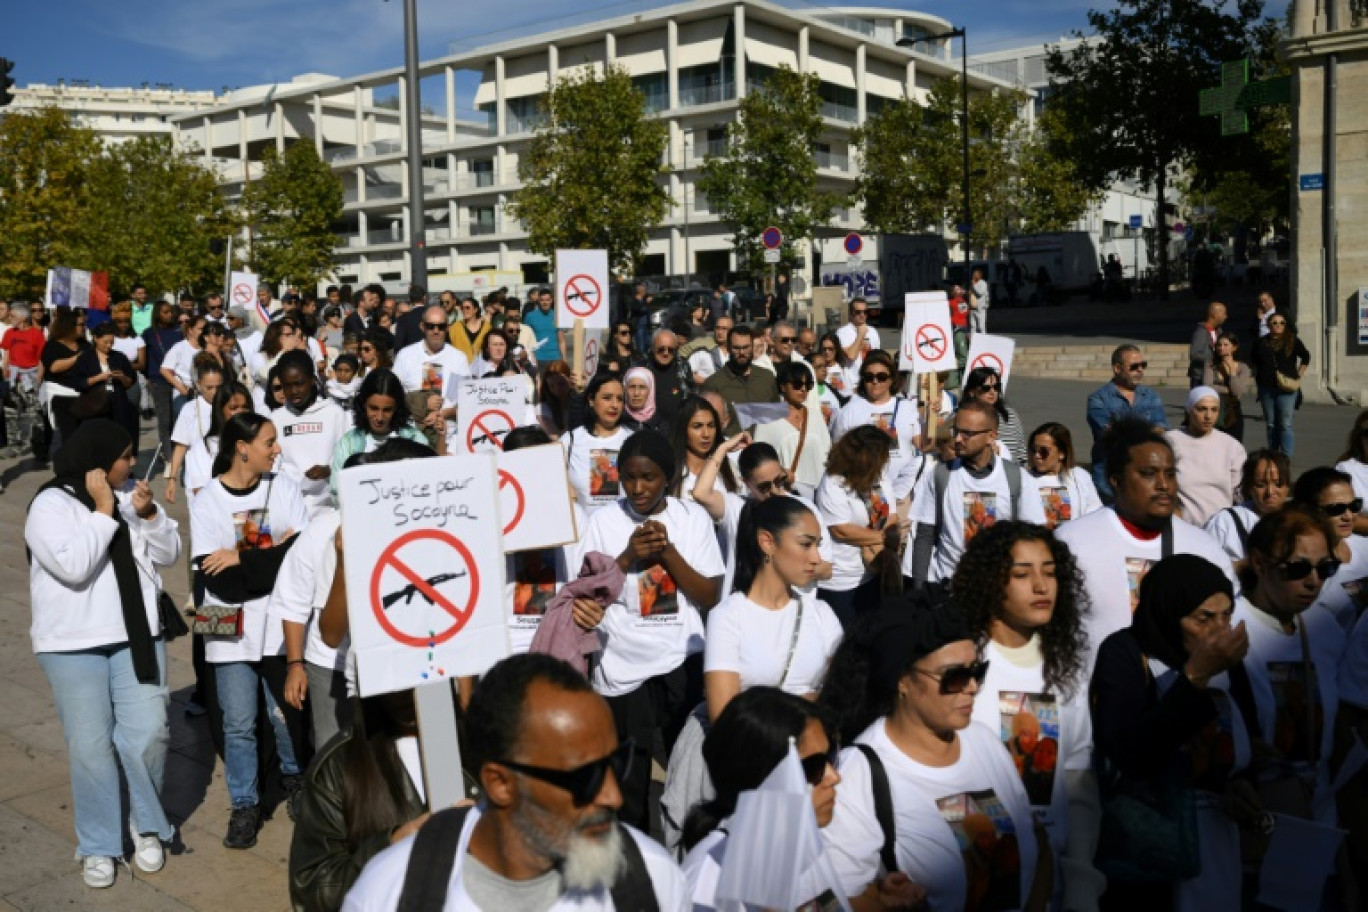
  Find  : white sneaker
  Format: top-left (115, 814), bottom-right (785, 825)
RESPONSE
top-left (129, 823), bottom-right (165, 873)
top-left (82, 855), bottom-right (116, 888)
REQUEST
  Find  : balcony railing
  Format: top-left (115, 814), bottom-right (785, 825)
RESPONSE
top-left (700, 139), bottom-right (727, 159)
top-left (368, 228), bottom-right (404, 245)
top-left (467, 221), bottom-right (498, 237)
top-left (426, 226), bottom-right (452, 242)
top-left (679, 82), bottom-right (734, 108)
top-left (367, 183), bottom-right (404, 200)
top-left (821, 101), bottom-right (858, 123)
top-left (815, 150), bottom-right (849, 171)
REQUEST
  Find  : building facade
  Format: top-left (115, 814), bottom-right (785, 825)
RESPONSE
top-left (8, 81), bottom-right (218, 146)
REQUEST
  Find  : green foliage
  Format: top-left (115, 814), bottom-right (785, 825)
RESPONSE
top-left (697, 66), bottom-right (842, 272)
top-left (506, 64), bottom-right (670, 275)
top-left (244, 141), bottom-right (344, 289)
top-left (0, 107), bottom-right (103, 299)
top-left (1013, 106), bottom-right (1104, 233)
top-left (852, 96), bottom-right (937, 235)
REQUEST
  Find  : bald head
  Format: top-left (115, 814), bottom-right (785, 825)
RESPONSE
top-left (1206, 302), bottom-right (1227, 326)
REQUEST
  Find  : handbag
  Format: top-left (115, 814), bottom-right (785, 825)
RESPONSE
top-left (1276, 371), bottom-right (1301, 393)
top-left (192, 602), bottom-right (243, 637)
top-left (159, 591), bottom-right (189, 641)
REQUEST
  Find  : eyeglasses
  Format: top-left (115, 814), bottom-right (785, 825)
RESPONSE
top-left (976, 384), bottom-right (999, 392)
top-left (752, 473), bottom-right (792, 496)
top-left (861, 372), bottom-right (891, 383)
top-left (1320, 499), bottom-right (1363, 517)
top-left (776, 335), bottom-right (797, 344)
top-left (1125, 362), bottom-right (1148, 371)
top-left (914, 660), bottom-right (990, 695)
top-left (786, 376), bottom-right (814, 389)
top-left (497, 739), bottom-right (634, 807)
top-left (1269, 320), bottom-right (1287, 327)
top-left (851, 310), bottom-right (868, 317)
top-left (654, 346), bottom-right (678, 354)
top-left (1032, 447), bottom-right (1055, 458)
top-left (950, 425), bottom-right (992, 439)
top-left (800, 742), bottom-right (840, 787)
top-left (1278, 558), bottom-right (1342, 582)
top-left (423, 322), bottom-right (447, 331)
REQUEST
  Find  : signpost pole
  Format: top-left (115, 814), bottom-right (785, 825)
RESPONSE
top-left (414, 680), bottom-right (464, 810)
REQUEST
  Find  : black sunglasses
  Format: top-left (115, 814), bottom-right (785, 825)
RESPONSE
top-left (776, 335), bottom-right (797, 344)
top-left (800, 742), bottom-right (840, 787)
top-left (786, 376), bottom-right (814, 389)
top-left (654, 346), bottom-right (677, 354)
top-left (423, 322), bottom-right (447, 331)
top-left (914, 660), bottom-right (990, 695)
top-left (861, 372), bottom-right (891, 383)
top-left (1320, 499), bottom-right (1363, 517)
top-left (752, 473), bottom-right (792, 496)
top-left (497, 739), bottom-right (634, 807)
top-left (1279, 558), bottom-right (1342, 582)
top-left (1126, 361), bottom-right (1149, 371)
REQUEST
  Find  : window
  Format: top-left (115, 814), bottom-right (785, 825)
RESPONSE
top-left (746, 62), bottom-right (777, 94)
top-left (507, 96), bottom-right (546, 134)
top-left (679, 64), bottom-right (734, 108)
top-left (700, 126), bottom-right (727, 159)
top-left (818, 83), bottom-right (858, 122)
top-left (470, 206), bottom-right (496, 236)
top-left (472, 158), bottom-right (495, 188)
top-left (631, 73), bottom-right (669, 114)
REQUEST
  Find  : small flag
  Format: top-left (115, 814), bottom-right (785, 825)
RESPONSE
top-left (45, 267), bottom-right (109, 310)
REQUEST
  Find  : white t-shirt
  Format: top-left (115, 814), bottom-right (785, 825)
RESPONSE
top-left (910, 458), bottom-right (1049, 582)
top-left (341, 804), bottom-right (688, 912)
top-left (835, 324), bottom-right (881, 369)
top-left (1054, 508), bottom-right (1237, 673)
top-left (971, 638), bottom-right (1092, 857)
top-left (190, 474), bottom-right (311, 664)
top-left (561, 426), bottom-right (635, 513)
top-left (717, 492), bottom-right (832, 598)
top-left (171, 395), bottom-right (215, 449)
top-left (393, 341), bottom-right (471, 406)
top-left (161, 339), bottom-right (198, 388)
top-left (1313, 535), bottom-right (1368, 632)
top-left (111, 334), bottom-right (145, 366)
top-left (703, 591), bottom-right (843, 696)
top-left (682, 828), bottom-right (852, 912)
top-left (1203, 502), bottom-right (1260, 563)
top-left (272, 398), bottom-right (349, 518)
top-left (824, 363), bottom-right (861, 400)
top-left (580, 498), bottom-right (724, 697)
top-left (972, 278), bottom-right (990, 311)
top-left (830, 396), bottom-right (923, 470)
top-left (184, 436), bottom-right (219, 502)
top-left (1028, 466), bottom-right (1102, 530)
top-left (815, 467), bottom-right (897, 592)
top-left (1340, 610), bottom-right (1368, 710)
top-left (237, 330), bottom-right (263, 369)
top-left (824, 720), bottom-right (1039, 912)
top-left (268, 510), bottom-right (346, 672)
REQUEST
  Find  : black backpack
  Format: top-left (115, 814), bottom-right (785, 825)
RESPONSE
top-left (396, 806), bottom-right (660, 912)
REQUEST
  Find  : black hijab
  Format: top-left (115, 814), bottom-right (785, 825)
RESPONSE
top-left (36, 421), bottom-right (157, 683)
top-left (1132, 554), bottom-right (1234, 671)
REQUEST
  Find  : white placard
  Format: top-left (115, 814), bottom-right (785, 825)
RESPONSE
top-left (497, 444), bottom-right (578, 553)
top-left (899, 292), bottom-right (956, 374)
top-left (339, 453), bottom-right (509, 698)
top-left (456, 377), bottom-right (527, 454)
top-left (582, 329), bottom-right (604, 377)
top-left (763, 248), bottom-right (782, 264)
top-left (964, 333), bottom-right (1017, 391)
top-left (555, 249), bottom-right (609, 330)
top-left (228, 270), bottom-right (262, 322)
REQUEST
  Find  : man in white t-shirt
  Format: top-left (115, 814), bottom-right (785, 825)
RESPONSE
top-left (911, 399), bottom-right (1047, 584)
top-left (341, 654), bottom-right (687, 912)
top-left (392, 304), bottom-right (471, 420)
top-left (836, 298), bottom-right (880, 369)
top-left (969, 267), bottom-right (990, 334)
top-left (1056, 416), bottom-right (1236, 672)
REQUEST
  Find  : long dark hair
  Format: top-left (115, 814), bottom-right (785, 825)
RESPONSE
top-left (680, 687), bottom-right (833, 852)
top-left (212, 412), bottom-right (271, 477)
top-left (732, 497), bottom-right (815, 595)
top-left (206, 381), bottom-right (253, 444)
top-left (669, 396), bottom-right (737, 497)
top-left (351, 368), bottom-right (412, 433)
top-left (581, 372), bottom-right (624, 433)
top-left (964, 366), bottom-right (1010, 422)
top-left (1338, 410), bottom-right (1368, 463)
top-left (951, 521), bottom-right (1089, 698)
top-left (361, 328), bottom-right (395, 371)
top-left (340, 690), bottom-right (418, 850)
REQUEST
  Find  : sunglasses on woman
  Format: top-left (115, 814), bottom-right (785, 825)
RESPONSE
top-left (786, 376), bottom-right (814, 389)
top-left (1321, 498), bottom-right (1364, 517)
top-left (914, 660), bottom-right (990, 695)
top-left (752, 473), bottom-right (792, 496)
top-left (800, 741), bottom-right (840, 787)
top-left (497, 738), bottom-right (634, 807)
top-left (1279, 558), bottom-right (1342, 582)
top-left (861, 372), bottom-right (891, 384)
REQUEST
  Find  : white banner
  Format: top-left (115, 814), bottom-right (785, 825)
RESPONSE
top-left (496, 444), bottom-right (578, 553)
top-left (339, 453), bottom-right (509, 698)
top-left (227, 271), bottom-right (262, 323)
top-left (899, 293), bottom-right (956, 374)
top-left (964, 333), bottom-right (1017, 391)
top-left (456, 377), bottom-right (527, 454)
top-left (555, 249), bottom-right (609, 330)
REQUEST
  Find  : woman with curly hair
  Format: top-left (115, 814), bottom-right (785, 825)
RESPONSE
top-left (952, 521), bottom-right (1103, 910)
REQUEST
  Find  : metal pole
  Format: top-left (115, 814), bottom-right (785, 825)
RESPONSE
top-left (1322, 0), bottom-right (1338, 392)
top-left (403, 0), bottom-right (428, 287)
top-left (959, 28), bottom-right (971, 269)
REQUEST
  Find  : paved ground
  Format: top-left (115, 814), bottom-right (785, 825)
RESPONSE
top-left (0, 299), bottom-right (1354, 908)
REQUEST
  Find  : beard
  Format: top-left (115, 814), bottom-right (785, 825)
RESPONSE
top-left (510, 799), bottom-right (625, 894)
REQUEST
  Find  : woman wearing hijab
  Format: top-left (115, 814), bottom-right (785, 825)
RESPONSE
top-left (24, 420), bottom-right (181, 888)
top-left (1091, 554), bottom-right (1271, 911)
top-left (621, 366), bottom-right (665, 434)
top-left (1165, 386), bottom-right (1246, 527)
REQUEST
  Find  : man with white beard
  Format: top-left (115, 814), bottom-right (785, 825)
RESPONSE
top-left (342, 654), bottom-right (688, 911)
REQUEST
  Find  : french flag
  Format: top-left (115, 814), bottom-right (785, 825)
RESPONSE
top-left (46, 267), bottom-right (110, 310)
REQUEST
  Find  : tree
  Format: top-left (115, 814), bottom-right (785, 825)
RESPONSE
top-left (506, 64), bottom-right (670, 275)
top-left (85, 137), bottom-right (238, 297)
top-left (1012, 106), bottom-right (1104, 233)
top-left (0, 107), bottom-right (102, 300)
top-left (697, 66), bottom-right (842, 273)
top-left (244, 141), bottom-right (343, 289)
top-left (1045, 0), bottom-right (1266, 298)
top-left (851, 97), bottom-right (939, 235)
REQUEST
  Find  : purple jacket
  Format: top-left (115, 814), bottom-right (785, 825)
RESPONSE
top-left (528, 551), bottom-right (624, 675)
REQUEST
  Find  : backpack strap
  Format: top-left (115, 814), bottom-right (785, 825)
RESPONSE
top-left (1161, 518), bottom-right (1174, 560)
top-left (396, 805), bottom-right (473, 912)
top-left (854, 744), bottom-right (900, 876)
top-left (1226, 507), bottom-right (1250, 552)
top-left (1002, 459), bottom-right (1022, 516)
top-left (932, 461), bottom-right (950, 535)
top-left (610, 823), bottom-right (660, 912)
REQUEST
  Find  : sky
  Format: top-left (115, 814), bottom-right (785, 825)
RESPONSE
top-left (6, 0), bottom-right (1288, 99)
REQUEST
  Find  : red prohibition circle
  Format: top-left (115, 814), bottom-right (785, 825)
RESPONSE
top-left (466, 408), bottom-right (515, 452)
top-left (914, 324), bottom-right (947, 361)
top-left (970, 352), bottom-right (1005, 376)
top-left (584, 338), bottom-right (600, 375)
top-left (369, 529), bottom-right (481, 648)
top-left (563, 275), bottom-right (602, 317)
top-left (498, 469), bottom-right (526, 534)
top-left (232, 283), bottom-right (253, 304)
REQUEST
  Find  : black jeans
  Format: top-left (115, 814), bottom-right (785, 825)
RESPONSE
top-left (150, 382), bottom-right (175, 470)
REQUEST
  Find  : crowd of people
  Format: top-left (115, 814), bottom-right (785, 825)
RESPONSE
top-left (15, 281), bottom-right (1368, 911)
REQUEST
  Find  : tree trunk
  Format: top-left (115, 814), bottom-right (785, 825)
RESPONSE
top-left (1155, 167), bottom-right (1169, 301)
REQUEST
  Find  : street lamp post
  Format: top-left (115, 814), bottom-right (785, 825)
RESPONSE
top-left (402, 0), bottom-right (428, 287)
top-left (898, 27), bottom-right (970, 270)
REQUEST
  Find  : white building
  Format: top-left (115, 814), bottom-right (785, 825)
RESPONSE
top-left (171, 0), bottom-right (1016, 297)
top-left (8, 81), bottom-right (218, 146)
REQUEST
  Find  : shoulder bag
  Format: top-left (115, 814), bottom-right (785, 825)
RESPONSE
top-left (192, 475), bottom-right (274, 637)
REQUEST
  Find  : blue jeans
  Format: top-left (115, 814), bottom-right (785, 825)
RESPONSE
top-left (1258, 387), bottom-right (1297, 458)
top-left (38, 640), bottom-right (173, 857)
top-left (214, 661), bottom-right (300, 808)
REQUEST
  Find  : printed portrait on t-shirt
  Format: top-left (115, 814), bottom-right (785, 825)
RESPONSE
top-left (1341, 578), bottom-right (1368, 616)
top-left (795, 889), bottom-right (842, 912)
top-left (998, 692), bottom-right (1060, 807)
top-left (936, 790), bottom-right (1022, 912)
top-left (872, 413), bottom-right (899, 451)
top-left (1124, 557), bottom-right (1155, 614)
top-left (865, 484), bottom-right (890, 531)
top-left (964, 492), bottom-right (999, 543)
top-left (1189, 688), bottom-right (1238, 786)
top-left (1037, 487), bottom-right (1071, 530)
top-left (821, 402), bottom-right (834, 425)
top-left (589, 448), bottom-right (620, 499)
top-left (421, 361), bottom-right (443, 392)
top-left (639, 564), bottom-right (679, 618)
top-left (1267, 661), bottom-right (1323, 764)
top-left (511, 551), bottom-right (557, 619)
top-left (233, 509), bottom-right (273, 550)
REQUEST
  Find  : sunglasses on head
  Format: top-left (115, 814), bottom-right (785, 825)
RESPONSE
top-left (861, 372), bottom-right (891, 383)
top-left (800, 741), bottom-right (840, 787)
top-left (752, 473), bottom-right (791, 496)
top-left (1279, 558), bottom-right (1341, 582)
top-left (914, 660), bottom-right (990, 695)
top-left (497, 739), bottom-right (634, 806)
top-left (1320, 498), bottom-right (1363, 517)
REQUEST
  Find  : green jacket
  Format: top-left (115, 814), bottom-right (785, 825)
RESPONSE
top-left (329, 425), bottom-right (428, 494)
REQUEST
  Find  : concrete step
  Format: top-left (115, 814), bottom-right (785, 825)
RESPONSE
top-left (1013, 344), bottom-right (1189, 388)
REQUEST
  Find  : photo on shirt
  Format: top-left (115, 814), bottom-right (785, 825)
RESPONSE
top-left (963, 492), bottom-right (999, 543)
top-left (589, 448), bottom-right (620, 499)
top-left (872, 413), bottom-right (899, 451)
top-left (512, 551), bottom-right (557, 619)
top-left (1124, 557), bottom-right (1155, 614)
top-left (1267, 661), bottom-right (1323, 764)
top-left (795, 889), bottom-right (842, 912)
top-left (865, 484), bottom-right (890, 531)
top-left (421, 361), bottom-right (443, 392)
top-left (998, 692), bottom-right (1060, 807)
top-left (1189, 688), bottom-right (1237, 784)
top-left (1037, 486), bottom-right (1072, 530)
top-left (638, 564), bottom-right (679, 618)
top-left (233, 509), bottom-right (273, 550)
top-left (1341, 577), bottom-right (1368, 615)
top-left (936, 789), bottom-right (1022, 912)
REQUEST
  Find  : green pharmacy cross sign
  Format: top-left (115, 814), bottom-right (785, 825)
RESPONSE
top-left (1200, 59), bottom-right (1292, 136)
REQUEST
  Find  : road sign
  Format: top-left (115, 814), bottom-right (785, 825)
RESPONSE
top-left (1128, 215), bottom-right (1143, 229)
top-left (1300, 174), bottom-right (1324, 192)
top-left (844, 232), bottom-right (863, 256)
top-left (370, 529), bottom-right (481, 648)
top-left (956, 223), bottom-right (973, 235)
top-left (555, 249), bottom-right (609, 329)
top-left (964, 333), bottom-right (1016, 390)
top-left (763, 249), bottom-right (782, 264)
top-left (496, 443), bottom-right (578, 553)
top-left (1172, 222), bottom-right (1186, 236)
top-left (762, 226), bottom-right (783, 250)
top-left (898, 293), bottom-right (956, 373)
top-left (228, 270), bottom-right (261, 323)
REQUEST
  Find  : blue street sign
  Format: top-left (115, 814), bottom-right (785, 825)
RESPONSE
top-left (1129, 215), bottom-right (1143, 229)
top-left (762, 226), bottom-right (783, 250)
top-left (1300, 174), bottom-right (1324, 191)
top-left (843, 233), bottom-right (863, 256)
